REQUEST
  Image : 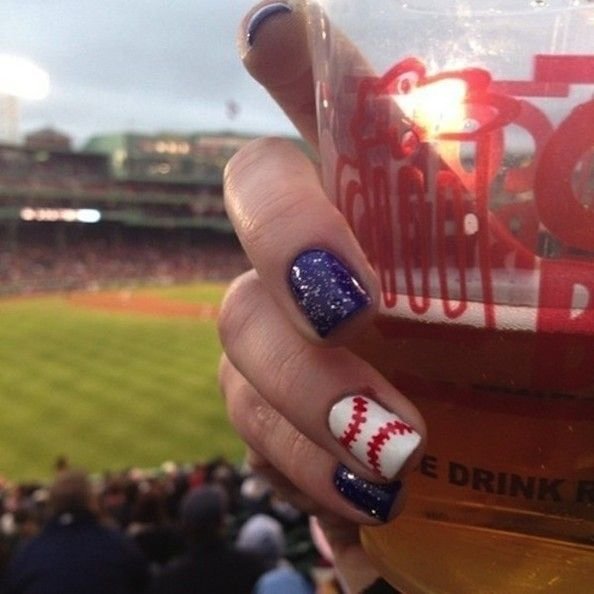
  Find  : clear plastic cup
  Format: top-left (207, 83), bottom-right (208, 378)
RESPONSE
top-left (305, 1), bottom-right (594, 592)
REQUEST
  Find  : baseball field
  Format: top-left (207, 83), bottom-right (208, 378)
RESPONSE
top-left (0, 282), bottom-right (246, 482)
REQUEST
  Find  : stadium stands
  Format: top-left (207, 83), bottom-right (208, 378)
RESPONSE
top-left (0, 225), bottom-right (249, 295)
top-left (0, 129), bottom-right (262, 296)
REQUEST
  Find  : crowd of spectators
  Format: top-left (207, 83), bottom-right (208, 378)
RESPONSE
top-left (0, 456), bottom-right (342, 594)
top-left (0, 229), bottom-right (250, 296)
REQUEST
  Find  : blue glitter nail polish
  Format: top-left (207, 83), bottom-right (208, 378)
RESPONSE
top-left (246, 3), bottom-right (292, 47)
top-left (289, 249), bottom-right (370, 337)
top-left (334, 464), bottom-right (402, 522)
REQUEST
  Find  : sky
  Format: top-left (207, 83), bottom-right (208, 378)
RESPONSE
top-left (0, 0), bottom-right (297, 147)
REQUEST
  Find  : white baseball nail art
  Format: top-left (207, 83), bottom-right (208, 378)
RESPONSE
top-left (329, 394), bottom-right (421, 480)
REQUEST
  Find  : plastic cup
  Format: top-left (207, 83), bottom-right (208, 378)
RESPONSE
top-left (304, 1), bottom-right (594, 592)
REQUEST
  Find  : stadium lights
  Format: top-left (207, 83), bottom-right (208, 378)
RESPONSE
top-left (20, 207), bottom-right (102, 223)
top-left (0, 54), bottom-right (50, 100)
top-left (0, 54), bottom-right (50, 144)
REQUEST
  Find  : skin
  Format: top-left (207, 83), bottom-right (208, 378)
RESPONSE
top-left (218, 1), bottom-right (428, 590)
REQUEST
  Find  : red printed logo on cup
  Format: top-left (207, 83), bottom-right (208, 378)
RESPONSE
top-left (335, 55), bottom-right (594, 333)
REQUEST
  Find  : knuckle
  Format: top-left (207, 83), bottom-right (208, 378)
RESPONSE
top-left (217, 272), bottom-right (259, 353)
top-left (247, 400), bottom-right (279, 444)
top-left (283, 431), bottom-right (312, 477)
top-left (242, 186), bottom-right (307, 256)
top-left (264, 339), bottom-right (311, 405)
top-left (228, 386), bottom-right (276, 447)
top-left (224, 137), bottom-right (293, 197)
top-left (217, 354), bottom-right (239, 401)
top-left (223, 138), bottom-right (262, 195)
top-left (223, 137), bottom-right (311, 254)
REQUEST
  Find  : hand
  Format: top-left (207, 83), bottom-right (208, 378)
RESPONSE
top-left (218, 1), bottom-right (426, 590)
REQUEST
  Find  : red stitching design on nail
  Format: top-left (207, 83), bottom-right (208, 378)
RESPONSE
top-left (340, 396), bottom-right (368, 449)
top-left (367, 419), bottom-right (415, 478)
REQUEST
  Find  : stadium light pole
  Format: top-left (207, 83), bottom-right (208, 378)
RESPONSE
top-left (0, 54), bottom-right (50, 144)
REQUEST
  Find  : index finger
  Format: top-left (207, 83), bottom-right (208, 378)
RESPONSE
top-left (238, 1), bottom-right (318, 147)
top-left (238, 1), bottom-right (371, 150)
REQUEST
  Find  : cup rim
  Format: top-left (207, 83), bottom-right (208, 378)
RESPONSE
top-left (398, 1), bottom-right (593, 17)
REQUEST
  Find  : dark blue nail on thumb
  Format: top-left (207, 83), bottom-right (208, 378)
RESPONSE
top-left (247, 2), bottom-right (293, 47)
top-left (289, 249), bottom-right (370, 337)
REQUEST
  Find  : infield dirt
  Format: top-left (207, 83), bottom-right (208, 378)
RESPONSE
top-left (67, 291), bottom-right (219, 320)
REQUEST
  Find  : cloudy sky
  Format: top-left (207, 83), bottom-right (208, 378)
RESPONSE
top-left (0, 0), bottom-right (296, 146)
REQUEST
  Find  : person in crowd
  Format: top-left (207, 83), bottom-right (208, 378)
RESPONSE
top-left (147, 484), bottom-right (267, 594)
top-left (217, 2), bottom-right (426, 592)
top-left (126, 486), bottom-right (184, 569)
top-left (53, 455), bottom-right (70, 475)
top-left (99, 473), bottom-right (136, 529)
top-left (0, 508), bottom-right (40, 583)
top-left (1, 469), bottom-right (149, 594)
top-left (237, 513), bottom-right (315, 594)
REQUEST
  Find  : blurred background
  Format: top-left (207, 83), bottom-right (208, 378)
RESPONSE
top-left (0, 1), bottom-right (303, 480)
top-left (0, 6), bottom-right (341, 588)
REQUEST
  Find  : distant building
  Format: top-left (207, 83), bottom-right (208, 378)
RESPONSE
top-left (25, 127), bottom-right (73, 151)
top-left (0, 141), bottom-right (109, 185)
top-left (0, 129), bottom-right (260, 245)
top-left (0, 128), bottom-right (307, 258)
top-left (83, 131), bottom-right (256, 185)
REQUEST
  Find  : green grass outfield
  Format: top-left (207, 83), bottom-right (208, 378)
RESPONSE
top-left (0, 283), bottom-right (246, 482)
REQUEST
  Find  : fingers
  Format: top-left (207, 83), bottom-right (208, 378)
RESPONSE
top-left (237, 1), bottom-right (374, 150)
top-left (218, 271), bottom-right (425, 485)
top-left (219, 353), bottom-right (410, 524)
top-left (227, 0), bottom-right (430, 532)
top-left (224, 138), bottom-right (380, 342)
top-left (233, 4), bottom-right (380, 344)
top-left (238, 1), bottom-right (318, 147)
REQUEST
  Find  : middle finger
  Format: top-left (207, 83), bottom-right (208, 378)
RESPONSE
top-left (224, 137), bottom-right (380, 343)
top-left (219, 270), bottom-right (425, 483)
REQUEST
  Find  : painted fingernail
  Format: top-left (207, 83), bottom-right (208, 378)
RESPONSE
top-left (289, 249), bottom-right (370, 338)
top-left (334, 464), bottom-right (402, 522)
top-left (246, 2), bottom-right (292, 46)
top-left (329, 395), bottom-right (421, 480)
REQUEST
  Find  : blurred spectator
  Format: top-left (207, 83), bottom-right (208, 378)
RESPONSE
top-left (99, 474), bottom-right (136, 529)
top-left (126, 487), bottom-right (183, 569)
top-left (148, 485), bottom-right (266, 594)
top-left (204, 458), bottom-right (243, 516)
top-left (186, 463), bottom-right (206, 490)
top-left (237, 514), bottom-right (315, 594)
top-left (1, 470), bottom-right (148, 594)
top-left (0, 485), bottom-right (46, 582)
top-left (0, 460), bottom-right (326, 592)
top-left (9, 507), bottom-right (41, 547)
top-left (53, 455), bottom-right (70, 475)
top-left (0, 506), bottom-right (41, 583)
top-left (238, 473), bottom-right (274, 518)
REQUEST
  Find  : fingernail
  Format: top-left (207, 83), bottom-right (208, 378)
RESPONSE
top-left (329, 395), bottom-right (421, 480)
top-left (334, 464), bottom-right (402, 523)
top-left (246, 2), bottom-right (292, 47)
top-left (289, 249), bottom-right (370, 338)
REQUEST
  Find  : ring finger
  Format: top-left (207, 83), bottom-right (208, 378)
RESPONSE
top-left (218, 271), bottom-right (426, 485)
top-left (220, 353), bottom-right (409, 524)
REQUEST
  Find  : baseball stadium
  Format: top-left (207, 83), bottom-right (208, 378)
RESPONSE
top-left (0, 127), bottom-right (265, 480)
top-left (0, 2), bottom-right (348, 590)
top-left (0, 120), bottom-right (334, 594)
